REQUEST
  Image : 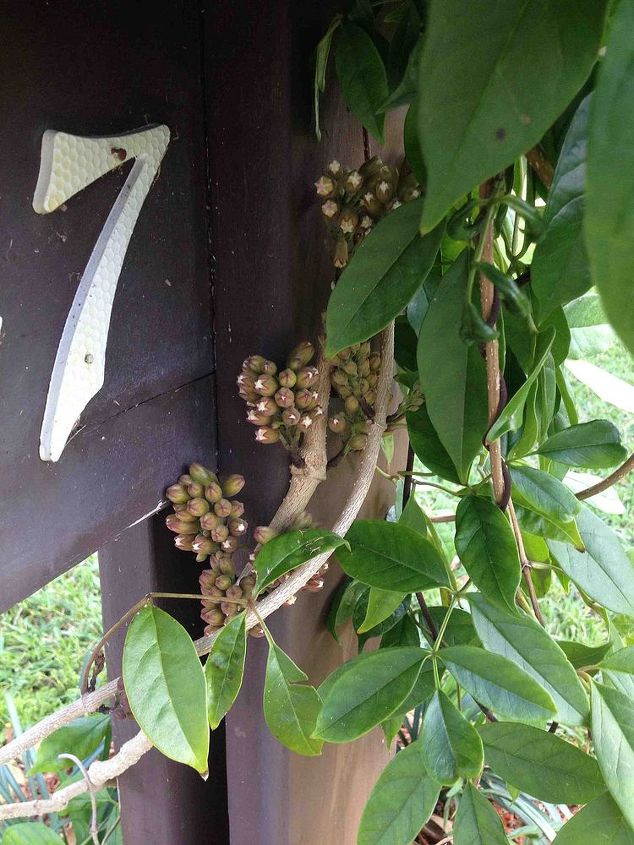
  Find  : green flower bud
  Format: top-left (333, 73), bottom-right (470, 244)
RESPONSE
top-left (199, 569), bottom-right (217, 591)
top-left (286, 341), bottom-right (315, 371)
top-left (187, 497), bottom-right (210, 517)
top-left (195, 552), bottom-right (209, 564)
top-left (239, 573), bottom-right (256, 598)
top-left (334, 238), bottom-right (349, 269)
top-left (254, 525), bottom-right (278, 544)
top-left (375, 179), bottom-right (394, 204)
top-left (344, 395), bottom-right (360, 415)
top-left (255, 396), bottom-right (277, 415)
top-left (221, 536), bottom-right (239, 553)
top-left (364, 389), bottom-right (376, 406)
top-left (295, 388), bottom-right (318, 410)
top-left (274, 387), bottom-right (295, 408)
top-left (217, 556), bottom-right (236, 576)
top-left (165, 514), bottom-right (199, 534)
top-left (345, 170), bottom-right (363, 193)
top-left (200, 511), bottom-right (221, 532)
top-left (367, 372), bottom-right (378, 388)
top-left (253, 374), bottom-right (278, 397)
top-left (202, 608), bottom-right (225, 627)
top-left (342, 360), bottom-right (357, 376)
top-left (339, 207), bottom-right (359, 235)
top-left (229, 517), bottom-right (248, 537)
top-left (358, 358), bottom-right (371, 377)
top-left (255, 427), bottom-right (280, 444)
top-left (338, 384), bottom-right (352, 399)
top-left (243, 355), bottom-right (267, 374)
top-left (238, 384), bottom-right (260, 404)
top-left (193, 535), bottom-right (218, 556)
top-left (246, 408), bottom-right (273, 426)
top-left (211, 523), bottom-right (229, 542)
top-left (205, 482), bottom-right (223, 503)
top-left (293, 511), bottom-right (314, 530)
top-left (214, 498), bottom-right (232, 518)
top-left (262, 359), bottom-right (277, 376)
top-left (203, 623), bottom-right (223, 636)
top-left (165, 484), bottom-right (189, 504)
top-left (315, 175), bottom-right (336, 197)
top-left (178, 473), bottom-right (194, 486)
top-left (222, 474), bottom-right (245, 497)
top-left (336, 347), bottom-right (352, 361)
top-left (282, 407), bottom-right (301, 427)
top-left (328, 415), bottom-right (348, 435)
top-left (186, 482), bottom-right (204, 498)
top-left (295, 366), bottom-right (319, 389)
top-left (348, 433), bottom-right (368, 451)
top-left (230, 500), bottom-right (245, 517)
top-left (173, 507), bottom-right (198, 522)
top-left (278, 368), bottom-right (297, 388)
top-left (361, 192), bottom-right (382, 217)
top-left (175, 534), bottom-right (195, 551)
top-left (358, 377), bottom-right (370, 395)
top-left (331, 369), bottom-right (349, 388)
top-left (189, 463), bottom-right (218, 486)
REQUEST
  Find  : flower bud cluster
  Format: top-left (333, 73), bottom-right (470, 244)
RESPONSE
top-left (316, 157), bottom-right (421, 268)
top-left (327, 342), bottom-right (381, 453)
top-left (199, 563), bottom-right (256, 637)
top-left (237, 342), bottom-right (324, 450)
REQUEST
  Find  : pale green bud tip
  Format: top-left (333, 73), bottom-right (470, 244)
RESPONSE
top-left (188, 463), bottom-right (218, 486)
top-left (205, 482), bottom-right (223, 503)
top-left (200, 511), bottom-right (220, 531)
top-left (211, 523), bottom-right (229, 542)
top-left (230, 500), bottom-right (245, 517)
top-left (254, 374), bottom-right (278, 396)
top-left (222, 474), bottom-right (245, 497)
top-left (187, 497), bottom-right (210, 517)
top-left (348, 433), bottom-right (368, 451)
top-left (214, 498), bottom-right (232, 518)
top-left (278, 368), bottom-right (297, 388)
top-left (166, 484), bottom-right (189, 504)
top-left (254, 525), bottom-right (278, 544)
top-left (166, 514), bottom-right (199, 534)
top-left (295, 366), bottom-right (319, 388)
top-left (243, 355), bottom-right (267, 374)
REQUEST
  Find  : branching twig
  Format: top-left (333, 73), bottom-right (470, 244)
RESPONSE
top-left (58, 753), bottom-right (100, 845)
top-left (576, 453), bottom-right (634, 501)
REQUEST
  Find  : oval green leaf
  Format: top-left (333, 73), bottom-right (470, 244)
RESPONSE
top-left (255, 529), bottom-right (346, 596)
top-left (358, 587), bottom-right (407, 634)
top-left (591, 682), bottom-right (634, 829)
top-left (2, 823), bottom-right (65, 844)
top-left (337, 520), bottom-right (449, 592)
top-left (30, 714), bottom-right (111, 774)
top-left (455, 496), bottom-right (521, 611)
top-left (421, 690), bottom-right (484, 785)
top-left (205, 612), bottom-right (246, 730)
top-left (440, 645), bottom-right (556, 724)
top-left (335, 21), bottom-right (388, 142)
top-left (406, 405), bottom-right (461, 484)
top-left (454, 782), bottom-right (508, 845)
top-left (122, 604), bottom-right (209, 774)
top-left (536, 419), bottom-right (626, 469)
top-left (480, 722), bottom-right (604, 804)
top-left (552, 792), bottom-right (634, 845)
top-left (511, 464), bottom-right (583, 547)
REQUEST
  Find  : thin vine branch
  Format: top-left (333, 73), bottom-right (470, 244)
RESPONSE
top-left (0, 325), bottom-right (394, 819)
top-left (508, 499), bottom-right (544, 625)
top-left (576, 452), bottom-right (634, 501)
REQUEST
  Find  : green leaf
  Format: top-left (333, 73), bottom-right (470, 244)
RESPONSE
top-left (511, 464), bottom-right (583, 548)
top-left (406, 405), bottom-right (461, 484)
top-left (122, 605), bottom-right (209, 774)
top-left (357, 740), bottom-right (441, 845)
top-left (586, 0), bottom-right (634, 356)
top-left (440, 645), bottom-right (556, 724)
top-left (354, 592), bottom-right (407, 648)
top-left (358, 587), bottom-right (407, 633)
top-left (254, 529), bottom-right (346, 596)
top-left (418, 0), bottom-right (605, 232)
top-left (480, 722), bottom-right (605, 804)
top-left (557, 638), bottom-right (612, 671)
top-left (338, 520), bottom-right (449, 592)
top-left (532, 96), bottom-right (592, 322)
top-left (335, 21), bottom-right (388, 141)
top-left (327, 578), bottom-right (367, 643)
top-left (455, 496), bottom-right (521, 611)
top-left (424, 607), bottom-right (479, 648)
top-left (263, 641), bottom-right (322, 756)
top-left (314, 647), bottom-right (426, 742)
top-left (552, 792), bottom-right (634, 845)
top-left (592, 683), bottom-right (634, 828)
top-left (325, 202), bottom-right (443, 355)
top-left (600, 646), bottom-right (634, 697)
top-left (30, 714), bottom-right (111, 774)
top-left (488, 328), bottom-right (555, 440)
top-left (1, 823), bottom-right (64, 844)
top-left (380, 613), bottom-right (421, 649)
top-left (421, 691), bottom-right (484, 784)
top-left (470, 595), bottom-right (589, 726)
top-left (205, 613), bottom-right (246, 730)
top-left (454, 782), bottom-right (508, 845)
top-left (548, 506), bottom-right (634, 617)
top-left (417, 251), bottom-right (488, 482)
top-left (477, 262), bottom-right (530, 317)
top-left (535, 420), bottom-right (626, 469)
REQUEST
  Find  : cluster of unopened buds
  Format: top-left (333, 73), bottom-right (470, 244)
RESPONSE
top-left (237, 342), bottom-right (323, 451)
top-left (315, 156), bottom-right (421, 268)
top-left (327, 342), bottom-right (381, 454)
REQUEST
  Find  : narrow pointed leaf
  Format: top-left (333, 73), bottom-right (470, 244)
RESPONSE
top-left (327, 578), bottom-right (367, 643)
top-left (263, 641), bottom-right (322, 756)
top-left (548, 506), bottom-right (634, 617)
top-left (358, 587), bottom-right (407, 633)
top-left (600, 646), bottom-right (634, 697)
top-left (536, 420), bottom-right (626, 469)
top-left (325, 202), bottom-right (443, 355)
top-left (455, 496), bottom-right (520, 611)
top-left (254, 529), bottom-right (346, 596)
top-left (315, 647), bottom-right (426, 742)
top-left (337, 520), bottom-right (449, 592)
top-left (591, 683), bottom-right (634, 828)
top-left (2, 823), bottom-right (65, 844)
top-left (440, 645), bottom-right (556, 724)
top-left (205, 612), bottom-right (247, 730)
top-left (406, 404), bottom-right (461, 484)
top-left (480, 722), bottom-right (604, 803)
top-left (511, 464), bottom-right (583, 547)
top-left (552, 792), bottom-right (634, 845)
top-left (454, 782), bottom-right (508, 845)
top-left (335, 22), bottom-right (388, 142)
top-left (357, 739), bottom-right (441, 845)
top-left (470, 594), bottom-right (589, 725)
top-left (421, 691), bottom-right (483, 784)
top-left (122, 605), bottom-right (209, 774)
top-left (30, 714), bottom-right (111, 774)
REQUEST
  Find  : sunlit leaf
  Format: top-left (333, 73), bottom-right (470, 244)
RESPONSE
top-left (591, 683), bottom-right (634, 828)
top-left (254, 529), bottom-right (346, 596)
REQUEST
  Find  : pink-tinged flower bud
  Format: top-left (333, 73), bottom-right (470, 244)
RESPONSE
top-left (173, 507), bottom-right (198, 522)
top-left (293, 510), bottom-right (314, 530)
top-left (221, 536), bottom-right (239, 553)
top-left (203, 623), bottom-right (223, 636)
top-left (321, 199), bottom-right (339, 218)
top-left (200, 569), bottom-right (217, 591)
top-left (299, 415), bottom-right (313, 430)
top-left (175, 533), bottom-right (195, 551)
top-left (348, 433), bottom-right (368, 451)
top-left (375, 179), bottom-right (394, 203)
top-left (253, 374), bottom-right (278, 397)
top-left (243, 355), bottom-right (267, 374)
top-left (334, 238), bottom-right (349, 268)
top-left (282, 407), bottom-right (301, 427)
top-left (186, 482), bottom-right (204, 498)
top-left (230, 500), bottom-right (245, 517)
top-left (189, 463), bottom-right (218, 486)
top-left (217, 556), bottom-right (236, 576)
top-left (295, 366), bottom-right (319, 389)
top-left (278, 368), bottom-right (297, 388)
top-left (239, 385), bottom-right (260, 404)
top-left (226, 584), bottom-right (243, 600)
top-left (221, 602), bottom-right (238, 618)
top-left (315, 175), bottom-right (335, 197)
top-left (222, 474), bottom-right (245, 497)
top-left (262, 359), bottom-right (277, 375)
top-left (274, 387), bottom-right (295, 408)
top-left (286, 341), bottom-right (315, 370)
top-left (202, 608), bottom-right (226, 627)
top-left (166, 514), bottom-right (199, 535)
top-left (249, 625), bottom-right (266, 638)
top-left (229, 518), bottom-right (248, 537)
top-left (339, 207), bottom-right (359, 234)
top-left (165, 484), bottom-right (189, 504)
top-left (328, 160), bottom-right (341, 176)
top-left (328, 416), bottom-right (348, 435)
top-left (193, 535), bottom-right (218, 556)
top-left (173, 502), bottom-right (187, 514)
top-left (358, 357), bottom-right (371, 377)
top-left (254, 525), bottom-right (278, 545)
top-left (211, 523), bottom-right (229, 542)
top-left (187, 497), bottom-right (210, 517)
top-left (256, 396), bottom-right (277, 415)
top-left (345, 170), bottom-right (363, 192)
top-left (205, 483), bottom-right (223, 503)
top-left (255, 427), bottom-right (280, 444)
top-left (304, 577), bottom-right (325, 592)
top-left (200, 511), bottom-right (221, 532)
top-left (246, 408), bottom-right (273, 426)
top-left (214, 498), bottom-right (232, 518)
top-left (344, 395), bottom-right (360, 415)
top-left (237, 370), bottom-right (256, 388)
top-left (179, 473), bottom-right (194, 486)
top-left (295, 388), bottom-right (316, 410)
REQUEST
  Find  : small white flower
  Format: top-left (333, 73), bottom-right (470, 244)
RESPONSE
top-left (256, 400), bottom-right (269, 412)
top-left (247, 409), bottom-right (259, 422)
top-left (328, 159), bottom-right (341, 174)
top-left (322, 200), bottom-right (338, 218)
top-left (254, 378), bottom-right (266, 390)
top-left (315, 176), bottom-right (334, 196)
top-left (347, 171), bottom-right (362, 189)
top-left (313, 405), bottom-right (324, 416)
top-left (255, 428), bottom-right (267, 441)
top-left (391, 199), bottom-right (402, 209)
top-left (340, 218), bottom-right (355, 234)
top-left (300, 416), bottom-right (313, 429)
top-left (360, 215), bottom-right (373, 229)
top-left (364, 192), bottom-right (374, 203)
top-left (378, 180), bottom-right (389, 193)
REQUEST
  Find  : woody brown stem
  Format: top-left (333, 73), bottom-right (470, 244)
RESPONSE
top-left (576, 453), bottom-right (634, 501)
top-left (526, 145), bottom-right (554, 189)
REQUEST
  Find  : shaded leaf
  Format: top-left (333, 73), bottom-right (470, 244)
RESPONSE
top-left (327, 578), bottom-right (367, 643)
top-left (255, 529), bottom-right (346, 596)
top-left (552, 792), bottom-right (634, 845)
top-left (600, 646), bottom-right (634, 697)
top-left (591, 683), bottom-right (634, 828)
top-left (454, 782), bottom-right (508, 845)
top-left (30, 714), bottom-right (111, 774)
top-left (358, 587), bottom-right (407, 633)
top-left (406, 405), bottom-right (461, 484)
top-left (205, 613), bottom-right (246, 730)
top-left (335, 22), bottom-right (388, 141)
top-left (421, 691), bottom-right (484, 784)
top-left (1, 823), bottom-right (64, 844)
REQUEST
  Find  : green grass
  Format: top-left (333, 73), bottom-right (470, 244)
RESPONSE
top-left (0, 556), bottom-right (102, 741)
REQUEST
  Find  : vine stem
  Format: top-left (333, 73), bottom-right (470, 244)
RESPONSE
top-left (508, 500), bottom-right (544, 625)
top-left (576, 452), bottom-right (634, 501)
top-left (0, 324), bottom-right (395, 819)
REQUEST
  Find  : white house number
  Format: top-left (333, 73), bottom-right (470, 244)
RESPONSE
top-left (33, 124), bottom-right (170, 462)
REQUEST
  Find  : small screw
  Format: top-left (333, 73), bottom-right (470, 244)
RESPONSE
top-left (84, 353), bottom-right (94, 364)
